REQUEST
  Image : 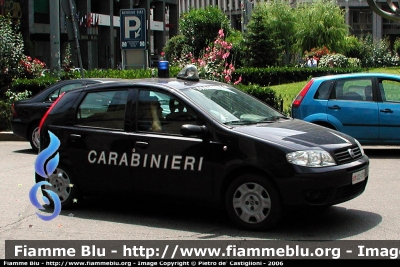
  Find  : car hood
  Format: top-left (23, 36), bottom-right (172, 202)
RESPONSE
top-left (232, 119), bottom-right (354, 150)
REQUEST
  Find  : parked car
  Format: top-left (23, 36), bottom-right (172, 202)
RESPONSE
top-left (36, 65), bottom-right (369, 231)
top-left (291, 72), bottom-right (400, 145)
top-left (11, 78), bottom-right (120, 152)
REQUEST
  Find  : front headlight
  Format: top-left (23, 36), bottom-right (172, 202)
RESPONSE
top-left (286, 150), bottom-right (336, 167)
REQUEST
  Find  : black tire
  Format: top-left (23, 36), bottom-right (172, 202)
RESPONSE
top-left (225, 173), bottom-right (283, 231)
top-left (29, 123), bottom-right (40, 153)
top-left (36, 165), bottom-right (83, 209)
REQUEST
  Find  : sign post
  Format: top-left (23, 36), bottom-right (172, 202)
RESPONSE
top-left (120, 9), bottom-right (146, 50)
top-left (120, 8), bottom-right (147, 69)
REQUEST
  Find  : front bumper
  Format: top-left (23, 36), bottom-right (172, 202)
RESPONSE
top-left (278, 155), bottom-right (369, 206)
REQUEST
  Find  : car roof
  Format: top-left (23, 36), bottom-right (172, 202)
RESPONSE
top-left (312, 72), bottom-right (400, 81)
top-left (22, 78), bottom-right (123, 102)
top-left (73, 77), bottom-right (227, 92)
top-left (57, 78), bottom-right (123, 83)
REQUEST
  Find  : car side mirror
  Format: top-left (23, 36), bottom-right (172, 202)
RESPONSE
top-left (180, 124), bottom-right (207, 137)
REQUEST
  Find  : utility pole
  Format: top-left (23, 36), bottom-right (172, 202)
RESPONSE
top-left (68, 0), bottom-right (84, 77)
top-left (49, 0), bottom-right (61, 71)
top-left (109, 0), bottom-right (115, 69)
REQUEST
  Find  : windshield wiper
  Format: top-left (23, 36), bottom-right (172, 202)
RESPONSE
top-left (257, 116), bottom-right (290, 123)
top-left (224, 120), bottom-right (258, 125)
top-left (225, 116), bottom-right (290, 125)
top-left (271, 115), bottom-right (290, 120)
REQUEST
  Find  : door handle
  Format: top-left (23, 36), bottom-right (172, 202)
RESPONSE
top-left (69, 134), bottom-right (81, 141)
top-left (328, 105), bottom-right (341, 110)
top-left (135, 141), bottom-right (149, 148)
top-left (380, 109), bottom-right (393, 113)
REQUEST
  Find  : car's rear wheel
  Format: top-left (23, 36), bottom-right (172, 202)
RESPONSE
top-left (36, 165), bottom-right (83, 209)
top-left (225, 174), bottom-right (283, 231)
top-left (29, 123), bottom-right (40, 153)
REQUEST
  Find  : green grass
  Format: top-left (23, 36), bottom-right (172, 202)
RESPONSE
top-left (269, 67), bottom-right (400, 115)
top-left (270, 80), bottom-right (311, 115)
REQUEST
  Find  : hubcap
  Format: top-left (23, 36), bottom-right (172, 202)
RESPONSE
top-left (45, 168), bottom-right (72, 202)
top-left (232, 182), bottom-right (271, 224)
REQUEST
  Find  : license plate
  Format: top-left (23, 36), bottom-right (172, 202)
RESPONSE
top-left (352, 169), bottom-right (366, 184)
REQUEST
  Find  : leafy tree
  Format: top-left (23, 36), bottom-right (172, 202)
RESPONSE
top-left (225, 29), bottom-right (245, 68)
top-left (343, 35), bottom-right (364, 59)
top-left (179, 6), bottom-right (231, 58)
top-left (163, 35), bottom-right (191, 62)
top-left (294, 0), bottom-right (349, 54)
top-left (262, 1), bottom-right (297, 66)
top-left (243, 4), bottom-right (281, 67)
top-left (0, 16), bottom-right (24, 92)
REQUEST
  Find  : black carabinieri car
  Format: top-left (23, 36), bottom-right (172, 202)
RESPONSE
top-left (37, 65), bottom-right (369, 231)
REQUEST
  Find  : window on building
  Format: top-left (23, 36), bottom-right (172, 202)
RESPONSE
top-left (34, 0), bottom-right (49, 24)
top-left (350, 9), bottom-right (372, 37)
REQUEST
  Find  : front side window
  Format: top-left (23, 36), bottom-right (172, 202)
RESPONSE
top-left (76, 90), bottom-right (128, 130)
top-left (136, 90), bottom-right (197, 135)
top-left (181, 85), bottom-right (283, 125)
top-left (380, 79), bottom-right (400, 102)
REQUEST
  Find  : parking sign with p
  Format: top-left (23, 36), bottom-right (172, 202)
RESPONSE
top-left (120, 9), bottom-right (146, 50)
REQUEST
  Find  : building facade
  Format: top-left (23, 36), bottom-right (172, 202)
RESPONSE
top-left (1, 0), bottom-right (399, 70)
top-left (1, 0), bottom-right (178, 70)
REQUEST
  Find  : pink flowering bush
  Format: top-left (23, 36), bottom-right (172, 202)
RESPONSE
top-left (171, 29), bottom-right (242, 85)
top-left (17, 56), bottom-right (47, 79)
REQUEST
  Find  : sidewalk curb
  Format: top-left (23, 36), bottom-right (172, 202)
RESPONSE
top-left (0, 131), bottom-right (25, 141)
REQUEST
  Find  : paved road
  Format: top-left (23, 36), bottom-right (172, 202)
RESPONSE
top-left (1, 141), bottom-right (400, 259)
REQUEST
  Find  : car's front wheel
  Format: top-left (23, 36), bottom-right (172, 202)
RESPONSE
top-left (225, 174), bottom-right (283, 231)
top-left (29, 123), bottom-right (40, 153)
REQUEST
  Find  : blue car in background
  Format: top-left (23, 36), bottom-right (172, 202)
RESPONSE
top-left (291, 73), bottom-right (400, 145)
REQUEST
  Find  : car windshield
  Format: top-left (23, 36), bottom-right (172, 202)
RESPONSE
top-left (181, 85), bottom-right (286, 125)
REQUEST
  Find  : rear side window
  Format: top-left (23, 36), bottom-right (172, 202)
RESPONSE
top-left (76, 90), bottom-right (128, 130)
top-left (47, 83), bottom-right (85, 101)
top-left (313, 81), bottom-right (332, 100)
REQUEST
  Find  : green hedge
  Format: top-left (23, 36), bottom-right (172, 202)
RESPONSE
top-left (85, 66), bottom-right (181, 79)
top-left (233, 66), bottom-right (364, 87)
top-left (8, 67), bottom-right (183, 96)
top-left (10, 66), bottom-right (362, 96)
top-left (10, 76), bottom-right (58, 96)
top-left (234, 84), bottom-right (280, 111)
